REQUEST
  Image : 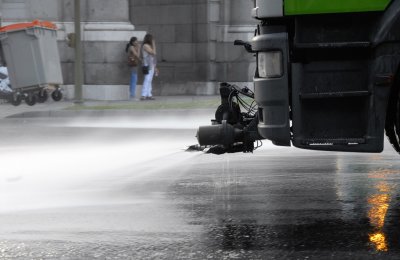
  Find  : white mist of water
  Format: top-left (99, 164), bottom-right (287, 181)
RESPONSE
top-left (0, 117), bottom-right (201, 213)
top-left (63, 112), bottom-right (213, 130)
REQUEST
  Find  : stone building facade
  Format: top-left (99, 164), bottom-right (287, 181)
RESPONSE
top-left (0, 0), bottom-right (255, 99)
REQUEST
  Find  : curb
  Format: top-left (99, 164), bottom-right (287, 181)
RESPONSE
top-left (6, 108), bottom-right (216, 118)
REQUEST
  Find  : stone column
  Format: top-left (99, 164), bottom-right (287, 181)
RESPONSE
top-left (1, 0), bottom-right (59, 23)
top-left (215, 0), bottom-right (256, 85)
top-left (0, 0), bottom-right (2, 25)
top-left (229, 0), bottom-right (254, 25)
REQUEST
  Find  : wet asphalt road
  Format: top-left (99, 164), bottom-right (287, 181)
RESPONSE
top-left (1, 112), bottom-right (400, 259)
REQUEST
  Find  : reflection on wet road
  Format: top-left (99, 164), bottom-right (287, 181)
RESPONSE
top-left (366, 169), bottom-right (399, 252)
top-left (1, 114), bottom-right (400, 259)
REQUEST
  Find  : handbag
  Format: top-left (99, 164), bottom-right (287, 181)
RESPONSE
top-left (142, 65), bottom-right (150, 75)
top-left (128, 55), bottom-right (139, 67)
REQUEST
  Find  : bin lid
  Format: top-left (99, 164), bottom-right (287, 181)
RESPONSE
top-left (0, 20), bottom-right (57, 33)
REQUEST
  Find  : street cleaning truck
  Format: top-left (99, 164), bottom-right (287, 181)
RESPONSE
top-left (197, 0), bottom-right (400, 155)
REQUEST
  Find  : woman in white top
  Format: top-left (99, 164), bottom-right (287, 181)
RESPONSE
top-left (141, 34), bottom-right (158, 100)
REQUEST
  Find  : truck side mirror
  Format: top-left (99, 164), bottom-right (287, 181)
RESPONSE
top-left (234, 40), bottom-right (255, 53)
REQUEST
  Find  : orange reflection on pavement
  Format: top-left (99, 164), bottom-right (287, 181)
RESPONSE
top-left (367, 181), bottom-right (392, 252)
top-left (368, 193), bottom-right (390, 228)
top-left (369, 232), bottom-right (388, 252)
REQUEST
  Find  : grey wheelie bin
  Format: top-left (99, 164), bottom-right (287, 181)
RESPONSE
top-left (0, 20), bottom-right (63, 106)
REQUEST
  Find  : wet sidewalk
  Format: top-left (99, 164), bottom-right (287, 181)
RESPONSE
top-left (0, 99), bottom-right (73, 118)
top-left (0, 95), bottom-right (219, 119)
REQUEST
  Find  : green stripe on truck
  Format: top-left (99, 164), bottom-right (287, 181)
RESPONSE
top-left (284, 0), bottom-right (391, 15)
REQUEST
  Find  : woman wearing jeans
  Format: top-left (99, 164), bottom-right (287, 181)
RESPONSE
top-left (141, 34), bottom-right (158, 100)
top-left (126, 37), bottom-right (140, 99)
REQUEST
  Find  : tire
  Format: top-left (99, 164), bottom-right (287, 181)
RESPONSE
top-left (10, 95), bottom-right (22, 106)
top-left (25, 94), bottom-right (37, 106)
top-left (37, 89), bottom-right (49, 103)
top-left (385, 71), bottom-right (400, 153)
top-left (51, 89), bottom-right (63, 101)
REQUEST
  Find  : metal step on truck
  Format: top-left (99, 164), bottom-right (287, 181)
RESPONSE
top-left (196, 0), bottom-right (400, 155)
top-left (0, 20), bottom-right (63, 106)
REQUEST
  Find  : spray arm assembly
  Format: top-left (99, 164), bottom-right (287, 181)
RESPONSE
top-left (195, 82), bottom-right (264, 154)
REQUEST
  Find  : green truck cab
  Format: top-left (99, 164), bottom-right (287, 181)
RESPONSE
top-left (196, 0), bottom-right (400, 155)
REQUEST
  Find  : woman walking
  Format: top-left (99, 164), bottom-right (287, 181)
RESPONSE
top-left (126, 37), bottom-right (140, 99)
top-left (141, 34), bottom-right (158, 100)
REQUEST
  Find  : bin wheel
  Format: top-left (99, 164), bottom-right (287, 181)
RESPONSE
top-left (52, 89), bottom-right (63, 101)
top-left (37, 90), bottom-right (49, 103)
top-left (25, 94), bottom-right (37, 106)
top-left (10, 95), bottom-right (22, 106)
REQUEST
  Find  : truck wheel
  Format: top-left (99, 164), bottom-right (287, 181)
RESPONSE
top-left (51, 89), bottom-right (63, 101)
top-left (37, 90), bottom-right (48, 103)
top-left (10, 95), bottom-right (22, 106)
top-left (25, 94), bottom-right (37, 106)
top-left (386, 72), bottom-right (400, 153)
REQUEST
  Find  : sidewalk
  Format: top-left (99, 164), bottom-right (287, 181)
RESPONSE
top-left (0, 95), bottom-right (219, 119)
top-left (0, 99), bottom-right (73, 118)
